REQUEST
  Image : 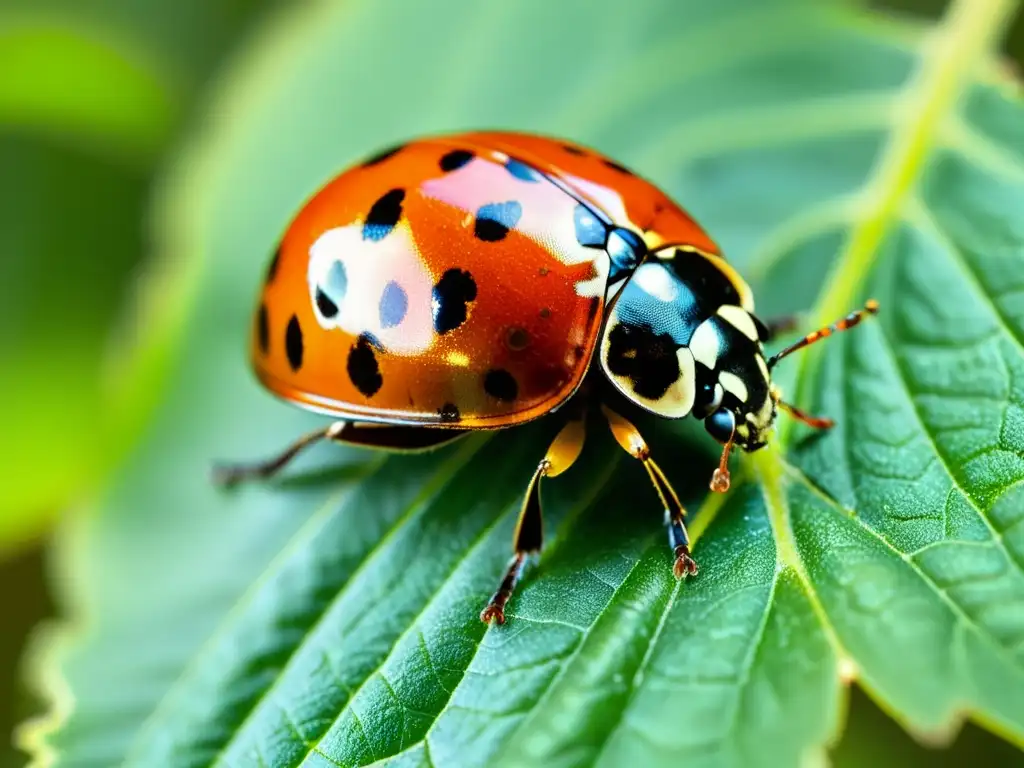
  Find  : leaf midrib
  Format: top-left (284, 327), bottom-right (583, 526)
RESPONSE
top-left (805, 0), bottom-right (1018, 331)
top-left (738, 0), bottom-right (1022, 746)
top-left (761, 0), bottom-right (1016, 557)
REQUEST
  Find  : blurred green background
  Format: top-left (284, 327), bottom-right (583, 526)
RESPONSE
top-left (0, 1), bottom-right (1022, 766)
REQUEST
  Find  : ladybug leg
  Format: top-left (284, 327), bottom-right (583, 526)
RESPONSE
top-left (212, 424), bottom-right (341, 486)
top-left (600, 404), bottom-right (698, 579)
top-left (212, 422), bottom-right (467, 486)
top-left (480, 416), bottom-right (587, 625)
top-left (775, 398), bottom-right (835, 430)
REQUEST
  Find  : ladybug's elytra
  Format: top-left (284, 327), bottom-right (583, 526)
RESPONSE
top-left (216, 131), bottom-right (877, 624)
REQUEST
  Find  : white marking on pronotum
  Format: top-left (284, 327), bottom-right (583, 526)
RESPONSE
top-left (719, 371), bottom-right (749, 403)
top-left (710, 382), bottom-right (724, 412)
top-left (755, 353), bottom-right (770, 382)
top-left (633, 263), bottom-right (678, 303)
top-left (688, 319), bottom-right (720, 369)
top-left (717, 304), bottom-right (759, 342)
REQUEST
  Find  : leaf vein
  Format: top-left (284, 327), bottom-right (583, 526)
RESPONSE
top-left (870, 309), bottom-right (1024, 574)
top-left (785, 460), bottom-right (1024, 676)
top-left (906, 199), bottom-right (1024, 355)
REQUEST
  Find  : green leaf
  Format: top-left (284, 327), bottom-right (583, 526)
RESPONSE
top-left (22, 0), bottom-right (1024, 765)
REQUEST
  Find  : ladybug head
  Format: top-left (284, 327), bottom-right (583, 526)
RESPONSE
top-left (703, 400), bottom-right (774, 452)
top-left (693, 368), bottom-right (776, 454)
top-left (699, 298), bottom-right (881, 458)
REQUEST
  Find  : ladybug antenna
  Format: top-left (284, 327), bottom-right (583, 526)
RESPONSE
top-left (766, 300), bottom-right (879, 371)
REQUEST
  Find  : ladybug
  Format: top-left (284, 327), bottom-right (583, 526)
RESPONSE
top-left (216, 131), bottom-right (878, 624)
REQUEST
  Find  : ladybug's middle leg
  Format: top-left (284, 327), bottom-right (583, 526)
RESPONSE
top-left (600, 404), bottom-right (698, 580)
top-left (480, 415), bottom-right (586, 625)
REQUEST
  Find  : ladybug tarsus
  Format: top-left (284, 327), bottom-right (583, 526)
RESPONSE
top-left (673, 545), bottom-right (699, 579)
top-left (480, 552), bottom-right (529, 626)
top-left (710, 467), bottom-right (731, 494)
top-left (479, 604), bottom-right (507, 625)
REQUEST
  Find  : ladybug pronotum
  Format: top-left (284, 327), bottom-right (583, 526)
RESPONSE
top-left (216, 131), bottom-right (878, 624)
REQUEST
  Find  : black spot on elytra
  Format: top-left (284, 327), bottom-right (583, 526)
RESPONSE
top-left (315, 288), bottom-right (338, 318)
top-left (363, 188), bottom-right (405, 241)
top-left (603, 158), bottom-right (633, 174)
top-left (439, 149), bottom-right (474, 171)
top-left (265, 246), bottom-right (281, 283)
top-left (285, 314), bottom-right (303, 371)
top-left (484, 368), bottom-right (518, 401)
top-left (347, 334), bottom-right (383, 397)
top-left (474, 201), bottom-right (522, 242)
top-left (505, 158), bottom-right (541, 182)
top-left (574, 203), bottom-right (607, 248)
top-left (379, 280), bottom-right (408, 328)
top-left (605, 323), bottom-right (679, 400)
top-left (362, 144), bottom-right (404, 166)
top-left (432, 269), bottom-right (477, 334)
top-left (562, 144), bottom-right (586, 155)
top-left (506, 327), bottom-right (530, 351)
top-left (438, 402), bottom-right (461, 423)
top-left (257, 305), bottom-right (269, 354)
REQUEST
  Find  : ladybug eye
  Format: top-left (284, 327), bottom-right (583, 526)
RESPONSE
top-left (693, 381), bottom-right (724, 418)
top-left (704, 407), bottom-right (736, 445)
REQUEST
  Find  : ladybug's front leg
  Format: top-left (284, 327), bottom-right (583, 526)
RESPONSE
top-left (600, 404), bottom-right (698, 579)
top-left (480, 416), bottom-right (586, 625)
